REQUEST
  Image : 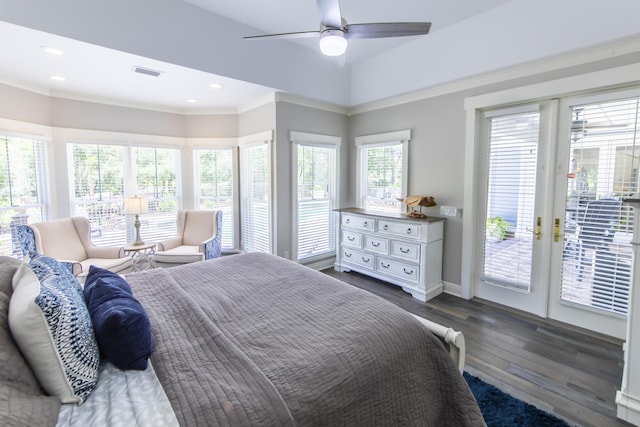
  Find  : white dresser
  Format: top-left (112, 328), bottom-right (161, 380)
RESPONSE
top-left (334, 208), bottom-right (445, 302)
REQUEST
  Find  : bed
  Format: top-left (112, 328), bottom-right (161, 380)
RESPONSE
top-left (1, 252), bottom-right (485, 426)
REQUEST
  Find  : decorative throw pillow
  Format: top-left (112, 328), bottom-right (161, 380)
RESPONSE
top-left (9, 255), bottom-right (100, 404)
top-left (84, 266), bottom-right (153, 371)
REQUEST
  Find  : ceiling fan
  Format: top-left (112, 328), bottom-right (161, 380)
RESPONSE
top-left (243, 0), bottom-right (431, 57)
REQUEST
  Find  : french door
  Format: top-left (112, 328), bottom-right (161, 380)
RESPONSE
top-left (474, 89), bottom-right (640, 339)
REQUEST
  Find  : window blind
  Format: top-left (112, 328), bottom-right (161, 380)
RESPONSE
top-left (133, 146), bottom-right (178, 243)
top-left (360, 143), bottom-right (403, 211)
top-left (561, 97), bottom-right (639, 314)
top-left (0, 135), bottom-right (49, 256)
top-left (69, 143), bottom-right (180, 247)
top-left (70, 143), bottom-right (126, 246)
top-left (481, 110), bottom-right (540, 291)
top-left (195, 148), bottom-right (234, 249)
top-left (296, 144), bottom-right (337, 260)
top-left (239, 142), bottom-right (271, 253)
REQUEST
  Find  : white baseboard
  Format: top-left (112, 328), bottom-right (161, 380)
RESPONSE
top-left (443, 280), bottom-right (463, 297)
top-left (617, 390), bottom-right (640, 425)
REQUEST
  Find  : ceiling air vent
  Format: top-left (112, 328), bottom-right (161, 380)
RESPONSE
top-left (132, 66), bottom-right (163, 77)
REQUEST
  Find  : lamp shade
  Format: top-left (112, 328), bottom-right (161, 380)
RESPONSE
top-left (124, 196), bottom-right (149, 215)
top-left (319, 30), bottom-right (348, 56)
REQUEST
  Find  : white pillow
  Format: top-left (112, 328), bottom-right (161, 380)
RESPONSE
top-left (9, 255), bottom-right (100, 404)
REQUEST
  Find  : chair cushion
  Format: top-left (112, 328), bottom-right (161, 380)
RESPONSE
top-left (153, 246), bottom-right (204, 265)
top-left (182, 211), bottom-right (215, 246)
top-left (9, 255), bottom-right (100, 404)
top-left (84, 266), bottom-right (153, 371)
top-left (31, 219), bottom-right (88, 261)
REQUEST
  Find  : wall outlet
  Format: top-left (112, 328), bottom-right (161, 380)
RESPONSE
top-left (440, 206), bottom-right (462, 218)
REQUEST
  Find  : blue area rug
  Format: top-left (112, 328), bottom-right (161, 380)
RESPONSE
top-left (464, 372), bottom-right (572, 427)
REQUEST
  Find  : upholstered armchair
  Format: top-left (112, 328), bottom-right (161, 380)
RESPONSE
top-left (153, 210), bottom-right (222, 268)
top-left (17, 217), bottom-right (133, 279)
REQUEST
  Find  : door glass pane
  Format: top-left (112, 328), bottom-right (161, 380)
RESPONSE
top-left (297, 144), bottom-right (336, 260)
top-left (482, 111), bottom-right (540, 291)
top-left (561, 98), bottom-right (639, 314)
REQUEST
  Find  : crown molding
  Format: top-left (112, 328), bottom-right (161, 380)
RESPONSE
top-left (348, 34), bottom-right (640, 116)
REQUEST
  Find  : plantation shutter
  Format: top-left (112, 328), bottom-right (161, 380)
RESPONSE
top-left (239, 139), bottom-right (271, 253)
top-left (560, 97), bottom-right (639, 314)
top-left (133, 146), bottom-right (178, 243)
top-left (195, 148), bottom-right (235, 249)
top-left (481, 107), bottom-right (540, 291)
top-left (295, 142), bottom-right (338, 260)
top-left (0, 135), bottom-right (49, 257)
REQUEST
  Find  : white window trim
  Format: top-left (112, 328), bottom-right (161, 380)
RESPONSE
top-left (290, 131), bottom-right (341, 262)
top-left (238, 130), bottom-right (275, 253)
top-left (355, 129), bottom-right (411, 211)
top-left (191, 138), bottom-right (240, 250)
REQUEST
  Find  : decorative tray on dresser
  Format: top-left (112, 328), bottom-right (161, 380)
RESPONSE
top-left (334, 207), bottom-right (446, 302)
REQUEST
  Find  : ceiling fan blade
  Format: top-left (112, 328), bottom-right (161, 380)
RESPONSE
top-left (244, 31), bottom-right (321, 41)
top-left (316, 0), bottom-right (343, 28)
top-left (346, 22), bottom-right (431, 39)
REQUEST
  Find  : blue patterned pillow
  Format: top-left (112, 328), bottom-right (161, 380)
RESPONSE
top-left (9, 255), bottom-right (100, 404)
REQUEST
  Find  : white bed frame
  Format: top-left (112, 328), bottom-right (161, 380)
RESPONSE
top-left (412, 314), bottom-right (466, 373)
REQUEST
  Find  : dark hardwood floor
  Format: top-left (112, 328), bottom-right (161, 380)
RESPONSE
top-left (322, 268), bottom-right (632, 427)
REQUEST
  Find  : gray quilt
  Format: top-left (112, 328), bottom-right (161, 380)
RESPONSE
top-left (128, 253), bottom-right (485, 426)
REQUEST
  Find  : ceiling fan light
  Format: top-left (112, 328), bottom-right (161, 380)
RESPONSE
top-left (319, 30), bottom-right (347, 56)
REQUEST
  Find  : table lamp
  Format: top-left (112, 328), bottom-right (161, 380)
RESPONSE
top-left (124, 195), bottom-right (149, 246)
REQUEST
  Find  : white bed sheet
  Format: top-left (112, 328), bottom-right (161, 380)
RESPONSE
top-left (56, 361), bottom-right (179, 427)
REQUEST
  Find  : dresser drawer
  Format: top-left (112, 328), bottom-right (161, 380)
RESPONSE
top-left (378, 219), bottom-right (420, 238)
top-left (341, 247), bottom-right (374, 269)
top-left (342, 214), bottom-right (375, 231)
top-left (390, 240), bottom-right (420, 261)
top-left (364, 235), bottom-right (388, 254)
top-left (376, 257), bottom-right (419, 283)
top-left (342, 230), bottom-right (362, 248)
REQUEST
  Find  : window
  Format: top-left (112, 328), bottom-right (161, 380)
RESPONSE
top-left (239, 131), bottom-right (273, 253)
top-left (355, 130), bottom-right (410, 211)
top-left (0, 135), bottom-right (49, 256)
top-left (291, 132), bottom-right (340, 261)
top-left (195, 147), bottom-right (235, 249)
top-left (69, 142), bottom-right (179, 246)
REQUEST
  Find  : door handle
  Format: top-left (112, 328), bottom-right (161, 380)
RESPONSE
top-left (533, 216), bottom-right (542, 240)
top-left (554, 218), bottom-right (562, 242)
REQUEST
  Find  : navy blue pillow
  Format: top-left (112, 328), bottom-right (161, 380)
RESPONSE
top-left (83, 266), bottom-right (152, 371)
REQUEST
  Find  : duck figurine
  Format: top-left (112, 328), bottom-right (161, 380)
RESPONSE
top-left (396, 195), bottom-right (437, 218)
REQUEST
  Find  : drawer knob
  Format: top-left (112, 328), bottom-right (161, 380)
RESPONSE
top-left (362, 256), bottom-right (370, 263)
top-left (383, 224), bottom-right (388, 230)
top-left (381, 262), bottom-right (390, 268)
top-left (345, 218), bottom-right (350, 224)
top-left (363, 221), bottom-right (369, 227)
top-left (344, 252), bottom-right (352, 258)
top-left (403, 268), bottom-right (414, 275)
top-left (406, 227), bottom-right (412, 234)
top-left (371, 242), bottom-right (380, 247)
top-left (400, 247), bottom-right (410, 254)
top-left (348, 236), bottom-right (355, 241)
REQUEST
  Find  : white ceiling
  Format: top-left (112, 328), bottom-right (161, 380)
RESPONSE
top-left (0, 0), bottom-right (638, 114)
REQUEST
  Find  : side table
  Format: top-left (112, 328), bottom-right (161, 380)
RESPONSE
top-left (124, 243), bottom-right (156, 272)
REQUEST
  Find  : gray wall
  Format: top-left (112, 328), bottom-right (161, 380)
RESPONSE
top-left (3, 49), bottom-right (640, 286)
top-left (274, 101), bottom-right (349, 259)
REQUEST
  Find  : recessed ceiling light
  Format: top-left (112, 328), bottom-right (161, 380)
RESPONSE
top-left (186, 98), bottom-right (197, 103)
top-left (210, 83), bottom-right (222, 89)
top-left (41, 46), bottom-right (64, 55)
top-left (49, 75), bottom-right (66, 82)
